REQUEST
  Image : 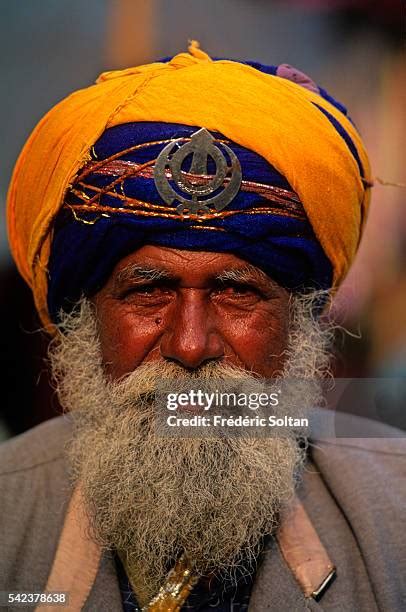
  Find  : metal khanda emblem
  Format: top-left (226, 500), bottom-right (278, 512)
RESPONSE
top-left (153, 128), bottom-right (242, 215)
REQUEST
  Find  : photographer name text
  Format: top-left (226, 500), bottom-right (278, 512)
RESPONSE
top-left (166, 414), bottom-right (309, 428)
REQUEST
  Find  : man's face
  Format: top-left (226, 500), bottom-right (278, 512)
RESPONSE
top-left (51, 254), bottom-right (328, 601)
top-left (93, 245), bottom-right (290, 378)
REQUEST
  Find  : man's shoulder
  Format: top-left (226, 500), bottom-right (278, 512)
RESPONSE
top-left (0, 414), bottom-right (73, 476)
top-left (311, 412), bottom-right (405, 491)
top-left (311, 414), bottom-right (405, 554)
top-left (309, 415), bottom-right (406, 609)
top-left (0, 415), bottom-right (73, 526)
top-left (0, 416), bottom-right (74, 591)
top-left (312, 410), bottom-right (405, 456)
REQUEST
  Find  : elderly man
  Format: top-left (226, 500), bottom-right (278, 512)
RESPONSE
top-left (1, 43), bottom-right (405, 611)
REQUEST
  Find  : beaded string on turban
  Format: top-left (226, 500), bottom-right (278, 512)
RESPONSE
top-left (47, 121), bottom-right (333, 321)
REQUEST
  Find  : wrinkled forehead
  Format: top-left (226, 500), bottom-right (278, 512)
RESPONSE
top-left (100, 245), bottom-right (281, 292)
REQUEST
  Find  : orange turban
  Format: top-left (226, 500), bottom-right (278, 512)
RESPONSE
top-left (7, 43), bottom-right (371, 327)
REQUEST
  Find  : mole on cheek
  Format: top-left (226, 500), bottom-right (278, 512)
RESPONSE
top-left (155, 317), bottom-right (162, 325)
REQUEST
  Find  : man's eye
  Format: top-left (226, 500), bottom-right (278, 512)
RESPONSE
top-left (213, 283), bottom-right (261, 300)
top-left (120, 284), bottom-right (172, 300)
top-left (222, 286), bottom-right (252, 295)
top-left (133, 285), bottom-right (159, 295)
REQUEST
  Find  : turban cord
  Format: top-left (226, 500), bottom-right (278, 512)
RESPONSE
top-left (47, 122), bottom-right (333, 321)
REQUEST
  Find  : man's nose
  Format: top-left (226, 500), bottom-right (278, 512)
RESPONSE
top-left (160, 290), bottom-right (224, 369)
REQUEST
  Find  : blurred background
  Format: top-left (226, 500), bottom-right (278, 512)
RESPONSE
top-left (0, 0), bottom-right (404, 439)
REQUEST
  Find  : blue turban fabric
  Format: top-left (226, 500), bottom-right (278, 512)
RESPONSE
top-left (48, 121), bottom-right (332, 321)
top-left (46, 59), bottom-right (347, 322)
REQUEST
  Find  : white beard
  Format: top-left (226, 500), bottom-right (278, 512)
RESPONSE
top-left (49, 292), bottom-right (332, 600)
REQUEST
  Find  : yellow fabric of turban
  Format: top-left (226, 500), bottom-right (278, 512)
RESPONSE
top-left (7, 43), bottom-right (371, 328)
